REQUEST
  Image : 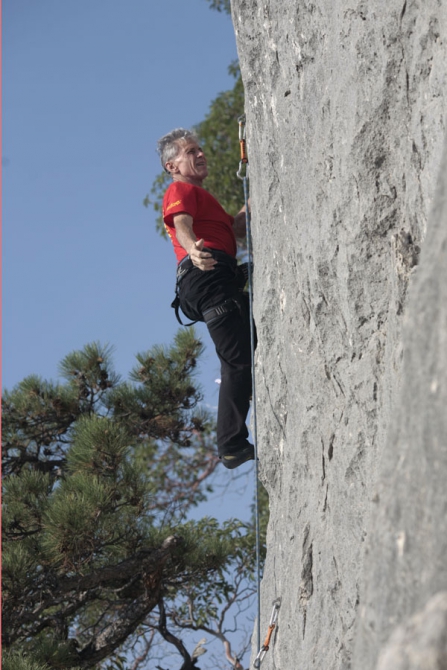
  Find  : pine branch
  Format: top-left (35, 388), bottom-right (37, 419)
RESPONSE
top-left (157, 598), bottom-right (196, 670)
top-left (129, 630), bottom-right (155, 670)
top-left (78, 592), bottom-right (161, 667)
top-left (169, 575), bottom-right (255, 670)
top-left (59, 536), bottom-right (184, 594)
top-left (4, 537), bottom-right (184, 651)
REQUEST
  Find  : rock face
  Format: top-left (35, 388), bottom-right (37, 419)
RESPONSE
top-left (231, 1), bottom-right (447, 668)
top-left (354, 138), bottom-right (447, 669)
top-left (376, 592), bottom-right (447, 670)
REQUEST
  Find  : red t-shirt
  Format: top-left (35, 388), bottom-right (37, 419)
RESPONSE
top-left (162, 181), bottom-right (236, 263)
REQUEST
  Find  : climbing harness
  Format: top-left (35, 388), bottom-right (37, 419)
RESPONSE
top-left (171, 250), bottom-right (248, 327)
top-left (253, 599), bottom-right (281, 668)
top-left (203, 297), bottom-right (240, 326)
top-left (237, 114), bottom-right (263, 660)
top-left (171, 256), bottom-right (198, 326)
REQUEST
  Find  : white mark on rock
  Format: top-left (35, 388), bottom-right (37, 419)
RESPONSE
top-left (279, 436), bottom-right (284, 456)
top-left (430, 378), bottom-right (439, 394)
top-left (280, 289), bottom-right (286, 313)
top-left (396, 531), bottom-right (406, 558)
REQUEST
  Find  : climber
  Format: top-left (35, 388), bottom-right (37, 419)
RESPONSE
top-left (157, 127), bottom-right (255, 469)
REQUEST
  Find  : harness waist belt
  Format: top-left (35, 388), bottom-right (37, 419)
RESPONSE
top-left (172, 250), bottom-right (240, 327)
top-left (176, 248), bottom-right (236, 281)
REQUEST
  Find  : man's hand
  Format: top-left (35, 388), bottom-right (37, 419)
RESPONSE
top-left (173, 213), bottom-right (217, 271)
top-left (189, 238), bottom-right (217, 271)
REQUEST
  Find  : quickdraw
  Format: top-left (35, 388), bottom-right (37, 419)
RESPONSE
top-left (253, 599), bottom-right (281, 668)
top-left (237, 114), bottom-right (249, 179)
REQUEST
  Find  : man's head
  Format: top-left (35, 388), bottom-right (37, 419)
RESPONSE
top-left (157, 128), bottom-right (208, 186)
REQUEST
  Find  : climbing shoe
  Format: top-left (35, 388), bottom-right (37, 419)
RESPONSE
top-left (220, 443), bottom-right (255, 469)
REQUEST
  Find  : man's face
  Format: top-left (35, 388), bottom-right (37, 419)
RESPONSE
top-left (167, 141), bottom-right (208, 184)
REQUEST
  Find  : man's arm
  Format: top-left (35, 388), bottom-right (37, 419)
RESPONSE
top-left (233, 202), bottom-right (250, 239)
top-left (173, 213), bottom-right (217, 271)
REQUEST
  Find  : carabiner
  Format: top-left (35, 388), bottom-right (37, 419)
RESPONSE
top-left (238, 114), bottom-right (246, 140)
top-left (237, 114), bottom-right (249, 180)
top-left (253, 599), bottom-right (281, 668)
top-left (237, 161), bottom-right (249, 180)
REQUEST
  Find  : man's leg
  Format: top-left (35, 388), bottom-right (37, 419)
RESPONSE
top-left (206, 294), bottom-right (254, 459)
top-left (178, 264), bottom-right (256, 467)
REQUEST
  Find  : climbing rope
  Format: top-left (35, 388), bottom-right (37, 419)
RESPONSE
top-left (253, 599), bottom-right (281, 668)
top-left (236, 114), bottom-right (262, 661)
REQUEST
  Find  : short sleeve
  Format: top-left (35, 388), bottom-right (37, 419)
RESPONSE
top-left (163, 182), bottom-right (198, 226)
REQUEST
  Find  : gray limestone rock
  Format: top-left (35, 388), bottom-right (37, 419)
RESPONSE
top-left (230, 0), bottom-right (447, 668)
top-left (355, 135), bottom-right (447, 670)
top-left (375, 592), bottom-right (447, 670)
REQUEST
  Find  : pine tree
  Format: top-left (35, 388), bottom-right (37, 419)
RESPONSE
top-left (2, 331), bottom-right (265, 670)
top-left (204, 0), bottom-right (231, 14)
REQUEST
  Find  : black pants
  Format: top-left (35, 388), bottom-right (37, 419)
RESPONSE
top-left (177, 251), bottom-right (255, 456)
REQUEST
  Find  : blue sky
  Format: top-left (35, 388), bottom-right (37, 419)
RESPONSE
top-left (3, 0), bottom-right (257, 512)
top-left (3, 0), bottom-right (259, 515)
top-left (3, 0), bottom-right (239, 393)
top-left (3, 1), bottom-right (257, 662)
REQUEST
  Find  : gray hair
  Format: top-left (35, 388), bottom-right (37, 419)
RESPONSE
top-left (157, 128), bottom-right (199, 173)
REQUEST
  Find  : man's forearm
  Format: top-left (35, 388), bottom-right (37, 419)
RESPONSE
top-left (233, 205), bottom-right (248, 238)
top-left (174, 215), bottom-right (198, 255)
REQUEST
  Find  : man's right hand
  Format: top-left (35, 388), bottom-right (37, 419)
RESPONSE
top-left (173, 214), bottom-right (217, 271)
top-left (189, 238), bottom-right (217, 271)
